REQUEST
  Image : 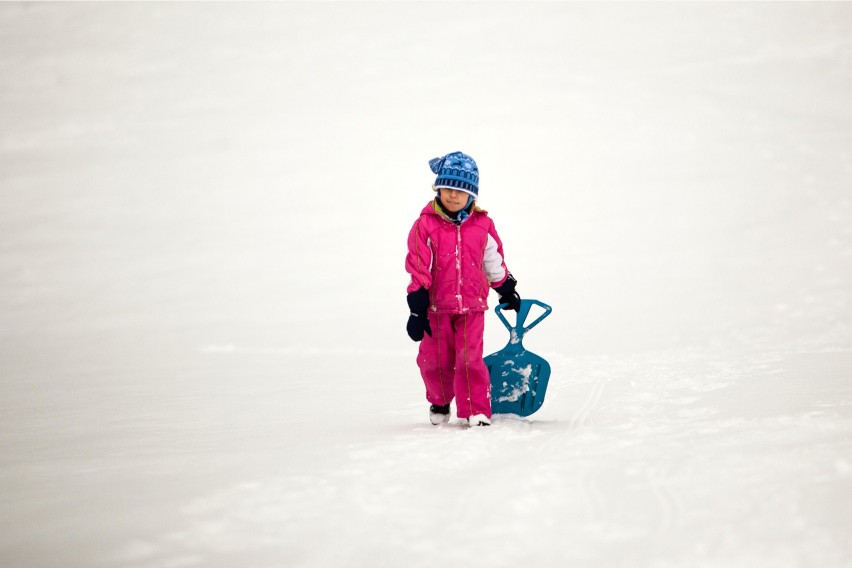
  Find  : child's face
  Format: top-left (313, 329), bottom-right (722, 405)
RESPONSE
top-left (439, 188), bottom-right (470, 213)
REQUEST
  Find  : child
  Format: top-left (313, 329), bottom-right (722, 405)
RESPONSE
top-left (405, 151), bottom-right (521, 427)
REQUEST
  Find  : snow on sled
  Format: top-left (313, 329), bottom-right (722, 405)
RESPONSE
top-left (485, 299), bottom-right (553, 417)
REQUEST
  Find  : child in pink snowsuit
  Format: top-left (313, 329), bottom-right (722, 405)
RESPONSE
top-left (405, 151), bottom-right (521, 427)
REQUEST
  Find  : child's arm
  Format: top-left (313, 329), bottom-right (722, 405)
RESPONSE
top-left (486, 220), bottom-right (521, 311)
top-left (483, 233), bottom-right (508, 288)
top-left (405, 217), bottom-right (433, 293)
top-left (405, 217), bottom-right (433, 341)
top-left (484, 221), bottom-right (509, 288)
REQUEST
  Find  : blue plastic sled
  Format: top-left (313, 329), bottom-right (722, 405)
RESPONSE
top-left (485, 299), bottom-right (553, 417)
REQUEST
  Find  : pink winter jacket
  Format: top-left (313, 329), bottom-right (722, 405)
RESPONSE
top-left (406, 201), bottom-right (510, 314)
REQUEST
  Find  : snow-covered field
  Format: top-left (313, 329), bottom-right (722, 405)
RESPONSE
top-left (2, 3), bottom-right (851, 567)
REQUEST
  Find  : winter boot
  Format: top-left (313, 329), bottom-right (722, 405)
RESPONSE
top-left (467, 413), bottom-right (491, 427)
top-left (429, 404), bottom-right (451, 425)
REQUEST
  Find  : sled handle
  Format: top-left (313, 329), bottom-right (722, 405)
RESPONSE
top-left (495, 299), bottom-right (552, 338)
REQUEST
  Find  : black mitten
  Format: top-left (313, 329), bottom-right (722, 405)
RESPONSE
top-left (406, 287), bottom-right (433, 341)
top-left (494, 274), bottom-right (521, 312)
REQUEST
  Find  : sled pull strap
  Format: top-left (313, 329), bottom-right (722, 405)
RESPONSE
top-left (495, 299), bottom-right (552, 339)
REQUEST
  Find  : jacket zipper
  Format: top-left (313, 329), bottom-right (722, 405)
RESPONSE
top-left (456, 224), bottom-right (463, 312)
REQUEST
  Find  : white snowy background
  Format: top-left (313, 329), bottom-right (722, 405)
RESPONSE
top-left (1, 2), bottom-right (851, 567)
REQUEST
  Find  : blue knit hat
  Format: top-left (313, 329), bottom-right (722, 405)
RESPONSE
top-left (429, 151), bottom-right (479, 198)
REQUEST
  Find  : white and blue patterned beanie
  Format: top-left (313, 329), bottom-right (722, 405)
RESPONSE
top-left (429, 151), bottom-right (479, 198)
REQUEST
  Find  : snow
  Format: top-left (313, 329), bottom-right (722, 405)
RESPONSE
top-left (496, 363), bottom-right (532, 403)
top-left (1, 2), bottom-right (851, 567)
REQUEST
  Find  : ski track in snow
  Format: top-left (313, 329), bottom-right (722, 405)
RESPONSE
top-left (568, 378), bottom-right (610, 433)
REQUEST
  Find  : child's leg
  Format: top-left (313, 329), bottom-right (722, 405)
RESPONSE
top-left (416, 312), bottom-right (455, 406)
top-left (451, 312), bottom-right (492, 419)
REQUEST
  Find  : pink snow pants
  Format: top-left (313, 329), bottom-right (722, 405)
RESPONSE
top-left (417, 311), bottom-right (491, 419)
